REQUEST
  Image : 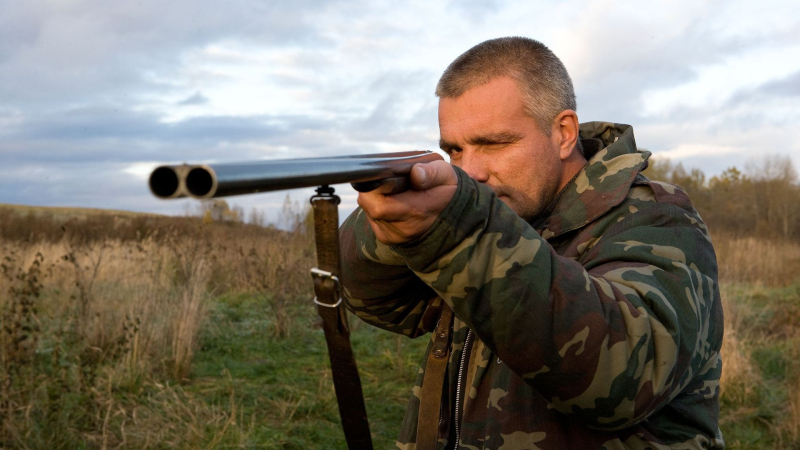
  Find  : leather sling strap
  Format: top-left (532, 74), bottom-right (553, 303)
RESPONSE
top-left (416, 303), bottom-right (454, 450)
top-left (310, 187), bottom-right (373, 450)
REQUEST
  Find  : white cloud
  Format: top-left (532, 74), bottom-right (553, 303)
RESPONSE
top-left (123, 162), bottom-right (162, 180)
top-left (641, 44), bottom-right (800, 116)
top-left (0, 0), bottom-right (798, 219)
top-left (654, 144), bottom-right (742, 160)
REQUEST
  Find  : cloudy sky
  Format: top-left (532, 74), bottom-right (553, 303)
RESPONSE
top-left (1, 0), bottom-right (798, 221)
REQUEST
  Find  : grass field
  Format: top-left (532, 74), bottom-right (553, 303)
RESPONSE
top-left (1, 205), bottom-right (799, 448)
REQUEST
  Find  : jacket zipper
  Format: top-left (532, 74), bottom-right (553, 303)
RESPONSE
top-left (454, 329), bottom-right (473, 450)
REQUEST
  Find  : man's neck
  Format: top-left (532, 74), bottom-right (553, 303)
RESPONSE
top-left (558, 151), bottom-right (588, 192)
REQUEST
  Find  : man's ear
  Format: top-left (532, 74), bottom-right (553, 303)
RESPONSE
top-left (552, 110), bottom-right (579, 161)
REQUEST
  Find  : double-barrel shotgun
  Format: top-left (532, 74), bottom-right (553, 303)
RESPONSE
top-left (149, 150), bottom-right (442, 199)
top-left (149, 150), bottom-right (443, 450)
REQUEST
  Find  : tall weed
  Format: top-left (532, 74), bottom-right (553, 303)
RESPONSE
top-left (0, 205), bottom-right (315, 447)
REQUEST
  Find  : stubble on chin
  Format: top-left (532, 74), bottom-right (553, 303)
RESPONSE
top-left (494, 183), bottom-right (559, 223)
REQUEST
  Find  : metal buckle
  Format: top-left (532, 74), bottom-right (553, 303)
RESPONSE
top-left (310, 267), bottom-right (343, 308)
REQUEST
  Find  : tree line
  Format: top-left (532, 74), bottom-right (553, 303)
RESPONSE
top-left (643, 154), bottom-right (800, 240)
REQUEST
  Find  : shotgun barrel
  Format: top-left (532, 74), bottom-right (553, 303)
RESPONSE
top-left (149, 150), bottom-right (443, 199)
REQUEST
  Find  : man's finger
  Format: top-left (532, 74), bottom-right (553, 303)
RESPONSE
top-left (410, 160), bottom-right (458, 191)
top-left (370, 177), bottom-right (409, 195)
top-left (358, 191), bottom-right (414, 222)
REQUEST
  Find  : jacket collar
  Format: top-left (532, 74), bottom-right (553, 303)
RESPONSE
top-left (534, 122), bottom-right (650, 239)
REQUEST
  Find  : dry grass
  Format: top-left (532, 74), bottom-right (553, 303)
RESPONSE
top-left (713, 233), bottom-right (800, 448)
top-left (2, 204), bottom-right (799, 448)
top-left (0, 211), bottom-right (315, 447)
top-left (74, 372), bottom-right (244, 449)
top-left (718, 285), bottom-right (762, 407)
top-left (170, 258), bottom-right (209, 381)
top-left (714, 233), bottom-right (800, 287)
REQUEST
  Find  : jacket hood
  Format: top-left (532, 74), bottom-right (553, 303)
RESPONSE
top-left (535, 122), bottom-right (651, 238)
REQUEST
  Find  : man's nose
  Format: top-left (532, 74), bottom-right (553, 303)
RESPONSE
top-left (459, 150), bottom-right (490, 183)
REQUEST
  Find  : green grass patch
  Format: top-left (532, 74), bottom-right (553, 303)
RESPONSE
top-left (719, 282), bottom-right (800, 449)
top-left (186, 293), bottom-right (429, 448)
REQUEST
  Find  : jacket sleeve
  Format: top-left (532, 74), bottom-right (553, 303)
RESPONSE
top-left (339, 207), bottom-right (443, 338)
top-left (393, 167), bottom-right (722, 430)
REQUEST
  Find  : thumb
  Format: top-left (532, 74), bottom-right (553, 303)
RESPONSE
top-left (410, 160), bottom-right (458, 190)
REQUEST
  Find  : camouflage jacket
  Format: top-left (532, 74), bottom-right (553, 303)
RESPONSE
top-left (339, 122), bottom-right (724, 449)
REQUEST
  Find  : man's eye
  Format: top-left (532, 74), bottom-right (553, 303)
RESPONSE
top-left (486, 141), bottom-right (511, 148)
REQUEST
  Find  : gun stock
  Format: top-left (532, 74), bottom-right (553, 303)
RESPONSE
top-left (149, 150), bottom-right (442, 199)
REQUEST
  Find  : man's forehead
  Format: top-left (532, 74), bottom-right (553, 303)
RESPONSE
top-left (438, 101), bottom-right (521, 130)
top-left (439, 83), bottom-right (526, 122)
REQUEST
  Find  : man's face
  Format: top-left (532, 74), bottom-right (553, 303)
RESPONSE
top-left (438, 76), bottom-right (562, 222)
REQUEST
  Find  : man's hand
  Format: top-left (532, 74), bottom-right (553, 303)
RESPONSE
top-left (358, 160), bottom-right (458, 245)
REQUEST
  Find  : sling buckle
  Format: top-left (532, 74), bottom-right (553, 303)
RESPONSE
top-left (311, 267), bottom-right (343, 308)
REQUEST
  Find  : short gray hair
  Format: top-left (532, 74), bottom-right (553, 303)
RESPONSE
top-left (436, 37), bottom-right (576, 135)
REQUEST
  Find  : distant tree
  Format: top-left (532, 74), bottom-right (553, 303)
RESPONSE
top-left (711, 167), bottom-right (743, 186)
top-left (276, 194), bottom-right (310, 234)
top-left (746, 155), bottom-right (799, 238)
top-left (230, 205), bottom-right (244, 223)
top-left (747, 154), bottom-right (798, 183)
top-left (199, 199), bottom-right (242, 224)
top-left (643, 154), bottom-right (800, 239)
top-left (708, 167), bottom-right (757, 234)
top-left (248, 208), bottom-right (267, 227)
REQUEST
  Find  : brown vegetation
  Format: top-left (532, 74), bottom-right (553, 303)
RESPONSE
top-left (0, 206), bottom-right (315, 447)
top-left (714, 234), bottom-right (800, 287)
top-left (714, 236), bottom-right (800, 447)
top-left (1, 153), bottom-right (800, 447)
top-left (644, 154), bottom-right (800, 240)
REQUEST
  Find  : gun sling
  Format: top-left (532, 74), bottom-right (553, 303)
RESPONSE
top-left (416, 301), bottom-right (453, 450)
top-left (310, 186), bottom-right (374, 450)
top-left (416, 303), bottom-right (454, 450)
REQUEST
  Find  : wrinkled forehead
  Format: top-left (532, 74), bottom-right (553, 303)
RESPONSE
top-left (438, 77), bottom-right (533, 139)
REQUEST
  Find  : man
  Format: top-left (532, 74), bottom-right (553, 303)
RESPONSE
top-left (340, 37), bottom-right (724, 449)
